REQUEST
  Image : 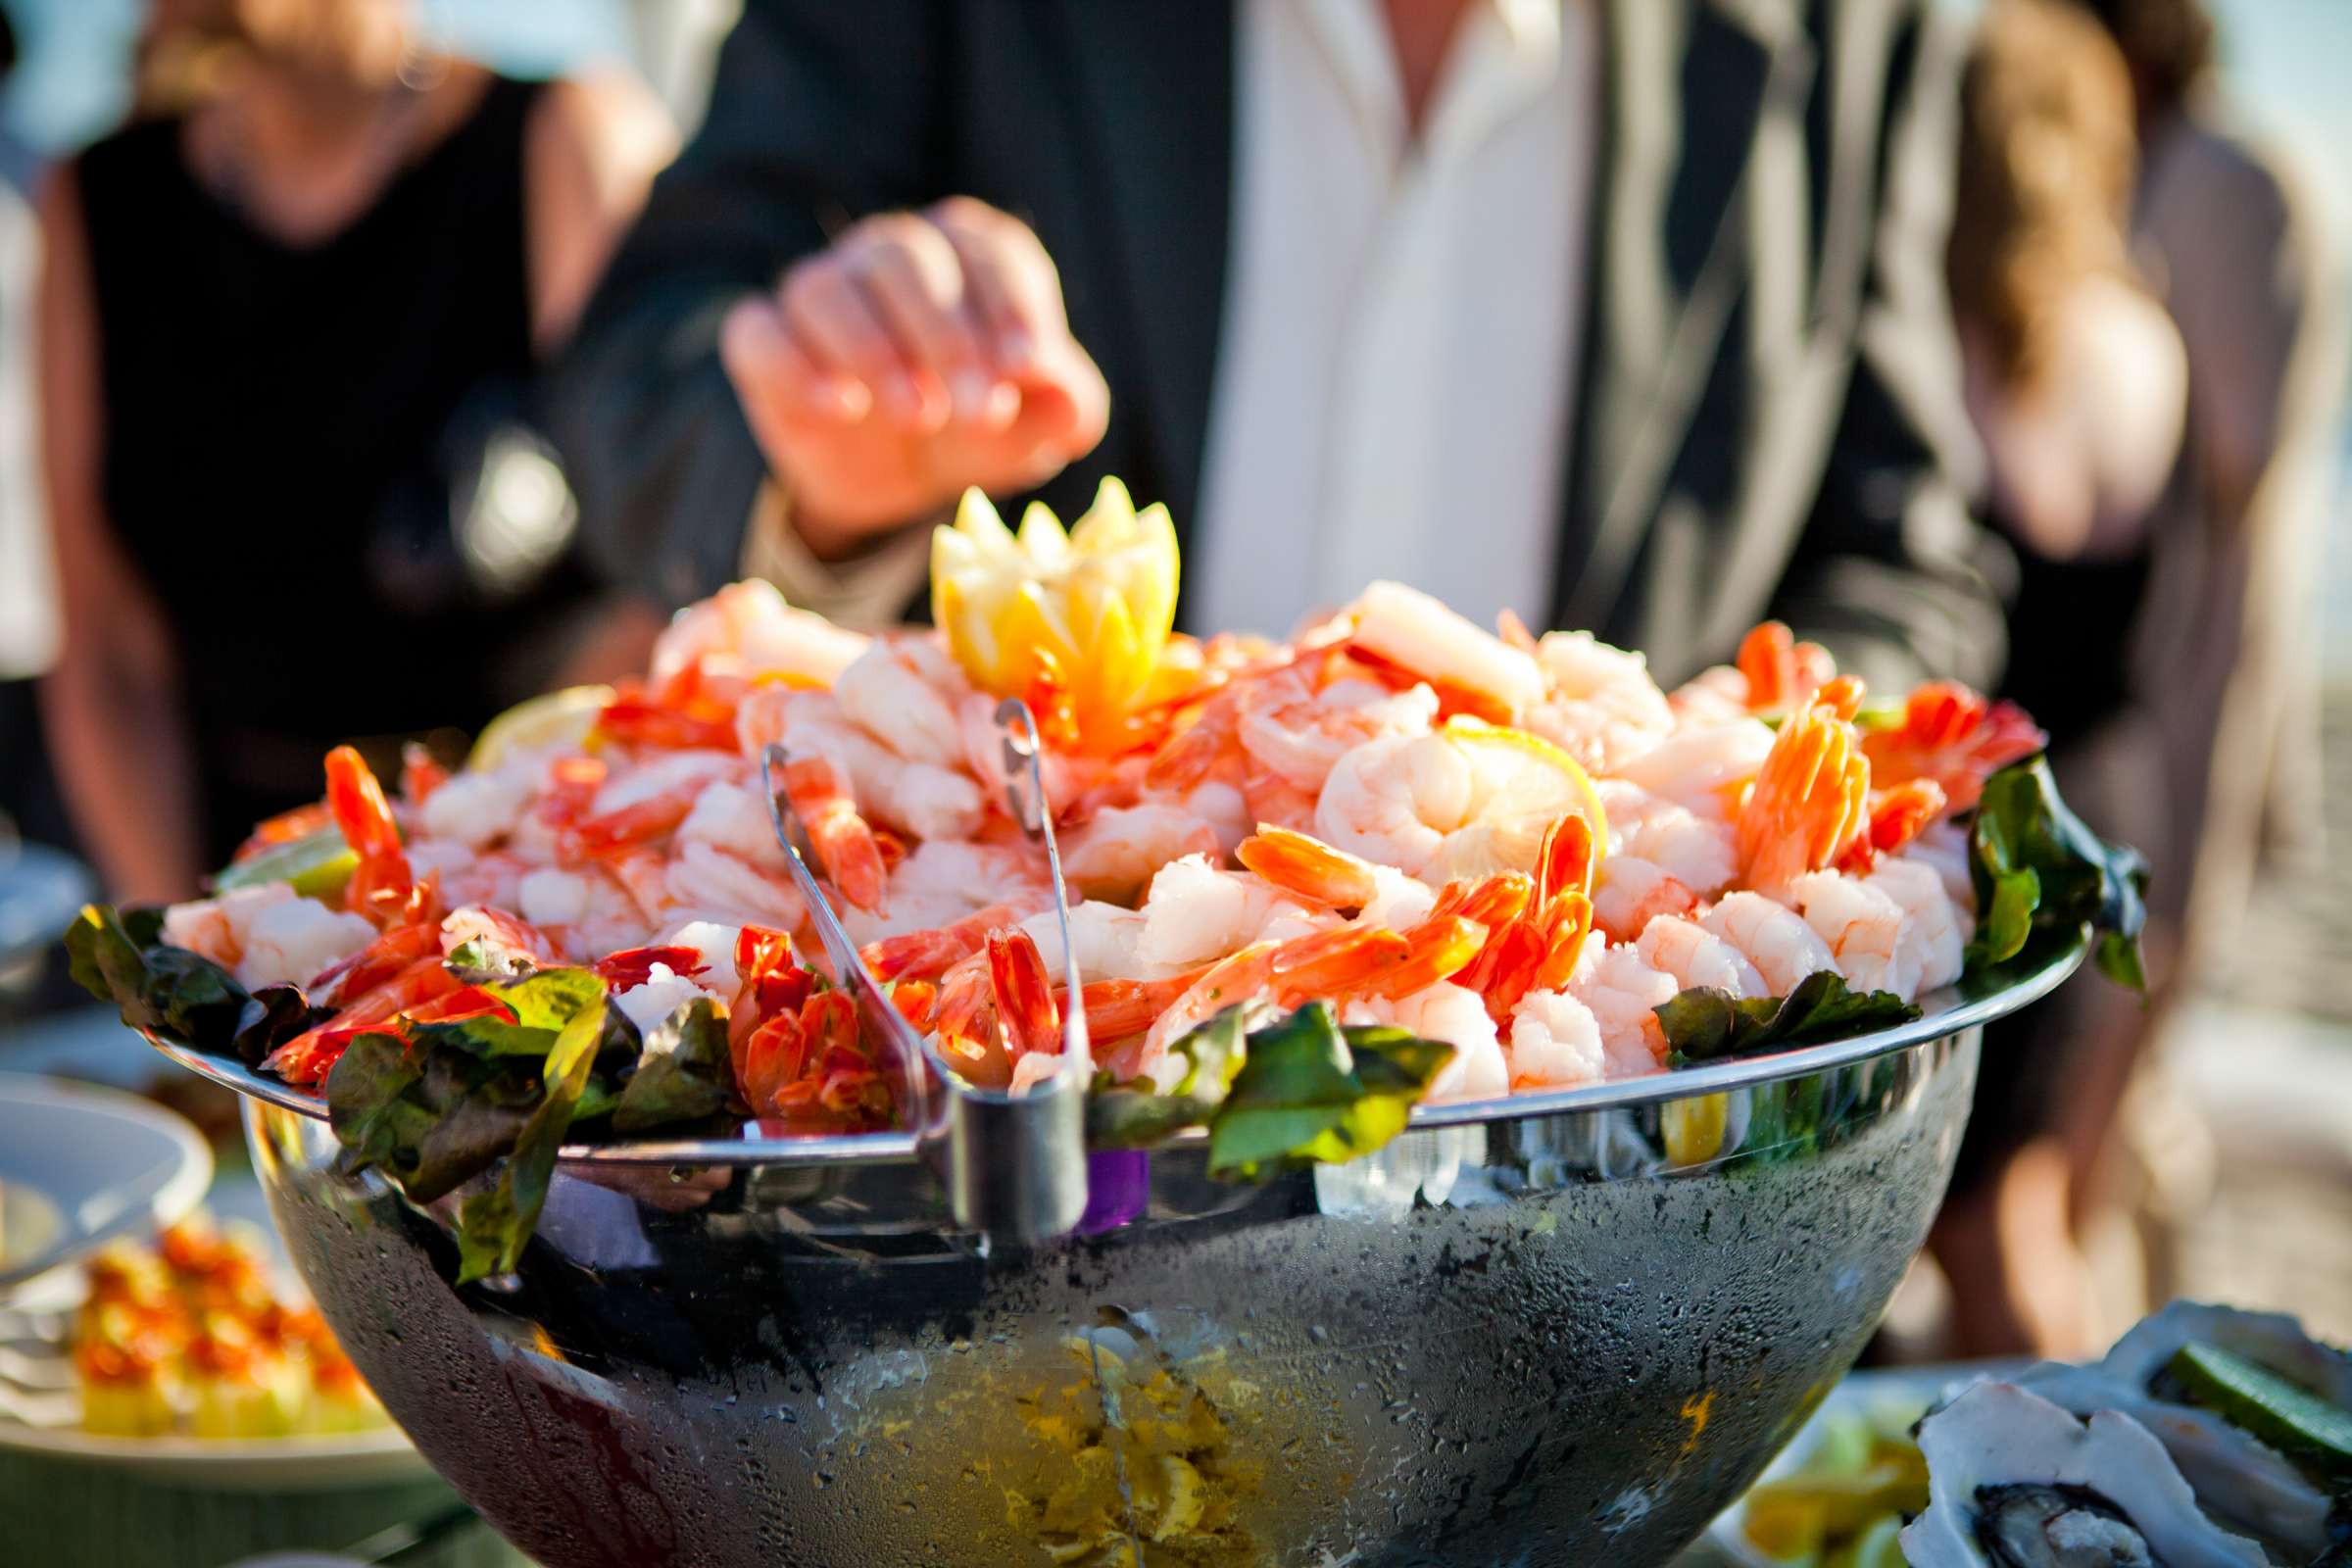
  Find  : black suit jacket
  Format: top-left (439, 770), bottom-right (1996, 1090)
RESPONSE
top-left (551, 0), bottom-right (2008, 689)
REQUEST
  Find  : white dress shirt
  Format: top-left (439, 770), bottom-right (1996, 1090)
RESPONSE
top-left (762, 0), bottom-right (1596, 636)
top-left (1191, 0), bottom-right (1596, 638)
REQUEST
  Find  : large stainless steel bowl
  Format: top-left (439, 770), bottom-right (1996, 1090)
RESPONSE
top-left (158, 943), bottom-right (2081, 1568)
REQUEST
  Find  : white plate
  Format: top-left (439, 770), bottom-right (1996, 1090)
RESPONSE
top-left (1706, 1362), bottom-right (2023, 1568)
top-left (0, 1072), bottom-right (213, 1292)
top-left (0, 1070), bottom-right (430, 1488)
top-left (0, 1420), bottom-right (429, 1491)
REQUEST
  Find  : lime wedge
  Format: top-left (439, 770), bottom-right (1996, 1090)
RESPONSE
top-left (213, 826), bottom-right (357, 899)
top-left (468, 684), bottom-right (614, 771)
top-left (2169, 1341), bottom-right (2352, 1480)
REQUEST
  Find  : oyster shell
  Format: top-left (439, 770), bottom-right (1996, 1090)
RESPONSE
top-left (2015, 1362), bottom-right (2339, 1560)
top-left (2102, 1302), bottom-right (2352, 1411)
top-left (1901, 1382), bottom-right (2270, 1568)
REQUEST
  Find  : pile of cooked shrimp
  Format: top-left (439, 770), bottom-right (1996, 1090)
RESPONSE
top-left (159, 576), bottom-right (2044, 1119)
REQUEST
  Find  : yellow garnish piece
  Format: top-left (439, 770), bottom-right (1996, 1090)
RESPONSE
top-left (1662, 1093), bottom-right (1730, 1166)
top-left (932, 478), bottom-right (1181, 752)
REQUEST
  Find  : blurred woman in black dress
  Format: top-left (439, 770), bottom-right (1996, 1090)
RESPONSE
top-left (37, 0), bottom-right (673, 904)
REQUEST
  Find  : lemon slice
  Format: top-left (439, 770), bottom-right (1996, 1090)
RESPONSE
top-left (1422, 717), bottom-right (1608, 885)
top-left (468, 684), bottom-right (614, 771)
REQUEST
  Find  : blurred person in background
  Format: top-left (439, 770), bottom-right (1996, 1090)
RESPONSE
top-left (36, 0), bottom-right (674, 905)
top-left (0, 1), bottom-right (70, 853)
top-left (552, 0), bottom-right (2010, 700)
top-left (1934, 0), bottom-right (2344, 1356)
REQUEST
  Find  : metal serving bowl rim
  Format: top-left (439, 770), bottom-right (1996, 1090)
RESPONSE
top-left (143, 934), bottom-right (2082, 1169)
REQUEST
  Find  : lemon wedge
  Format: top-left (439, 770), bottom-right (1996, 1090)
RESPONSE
top-left (1423, 717), bottom-right (1609, 885)
top-left (931, 479), bottom-right (1180, 750)
top-left (467, 684), bottom-right (614, 771)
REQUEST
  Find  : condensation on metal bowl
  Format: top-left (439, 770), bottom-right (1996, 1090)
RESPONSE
top-left (220, 943), bottom-right (2080, 1568)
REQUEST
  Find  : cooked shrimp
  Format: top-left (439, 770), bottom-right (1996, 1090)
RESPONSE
top-left (1378, 982), bottom-right (1507, 1103)
top-left (1505, 988), bottom-right (1606, 1089)
top-left (1731, 621), bottom-right (1837, 714)
top-left (1609, 720), bottom-right (1775, 809)
top-left (663, 842), bottom-right (809, 933)
top-left (1591, 856), bottom-right (1698, 944)
top-left (1058, 802), bottom-right (1224, 903)
top-left (1522, 631), bottom-right (1674, 774)
top-left (233, 896), bottom-right (377, 990)
top-left (1596, 779), bottom-right (1738, 897)
top-left (163, 884), bottom-right (296, 969)
top-left (1635, 913), bottom-right (1767, 998)
top-left (780, 753), bottom-right (887, 912)
top-left (1783, 870), bottom-right (1921, 1001)
top-left (1735, 701), bottom-right (1869, 893)
top-left (650, 579), bottom-right (867, 688)
top-left (740, 687), bottom-right (987, 844)
top-left (1906, 819), bottom-right (1977, 913)
top-left (1699, 891), bottom-right (1838, 994)
top-left (1235, 825), bottom-right (1381, 909)
top-left (1237, 677), bottom-right (1439, 792)
top-left (1859, 680), bottom-right (2045, 812)
top-left (867, 897), bottom-right (1052, 981)
top-left (1566, 941), bottom-right (1679, 1078)
top-left (1345, 581), bottom-right (1544, 719)
top-left (1864, 856), bottom-right (1965, 996)
top-left (415, 761), bottom-right (536, 849)
top-left (1313, 733), bottom-right (1475, 877)
top-left (1134, 855), bottom-right (1331, 972)
top-left (832, 637), bottom-right (967, 770)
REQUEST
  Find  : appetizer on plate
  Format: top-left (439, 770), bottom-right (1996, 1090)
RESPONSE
top-left (71, 1217), bottom-right (388, 1441)
top-left (67, 480), bottom-right (2145, 1280)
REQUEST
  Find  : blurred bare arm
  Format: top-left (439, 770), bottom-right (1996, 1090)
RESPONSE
top-left (522, 71), bottom-right (679, 356)
top-left (33, 166), bottom-right (204, 906)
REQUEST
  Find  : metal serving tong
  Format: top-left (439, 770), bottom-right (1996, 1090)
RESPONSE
top-left (758, 698), bottom-right (1091, 1242)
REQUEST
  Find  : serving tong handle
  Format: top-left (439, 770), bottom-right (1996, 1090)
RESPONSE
top-left (759, 707), bottom-right (1088, 1243)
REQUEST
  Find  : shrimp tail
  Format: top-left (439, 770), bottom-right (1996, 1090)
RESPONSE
top-left (1235, 825), bottom-right (1380, 909)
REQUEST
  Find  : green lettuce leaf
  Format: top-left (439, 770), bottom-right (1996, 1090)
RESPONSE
top-left (406, 968), bottom-right (609, 1060)
top-left (612, 998), bottom-right (735, 1132)
top-left (325, 1034), bottom-right (541, 1203)
top-left (64, 903), bottom-right (251, 1047)
top-left (455, 997), bottom-right (611, 1284)
top-left (231, 985), bottom-right (333, 1066)
top-left (1207, 1004), bottom-right (1454, 1181)
top-left (1967, 757), bottom-right (2150, 990)
top-left (1657, 971), bottom-right (1921, 1064)
top-left (1086, 1002), bottom-right (1265, 1150)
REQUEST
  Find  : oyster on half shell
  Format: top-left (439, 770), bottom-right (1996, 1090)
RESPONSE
top-left (1902, 1382), bottom-right (2270, 1568)
top-left (2014, 1302), bottom-right (2352, 1563)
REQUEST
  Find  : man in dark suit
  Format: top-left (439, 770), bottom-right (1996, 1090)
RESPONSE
top-left (552, 0), bottom-right (2005, 690)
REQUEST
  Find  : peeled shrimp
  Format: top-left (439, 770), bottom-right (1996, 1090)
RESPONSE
top-left (739, 687), bottom-right (987, 845)
top-left (662, 841), bottom-right (809, 933)
top-left (650, 579), bottom-right (867, 687)
top-left (1864, 856), bottom-right (1965, 996)
top-left (415, 761), bottom-right (537, 849)
top-left (1636, 913), bottom-right (1767, 998)
top-left (1567, 942), bottom-right (1679, 1078)
top-left (1058, 803), bottom-right (1224, 903)
top-left (1238, 677), bottom-right (1439, 792)
top-left (1699, 891), bottom-right (1838, 994)
top-left (162, 884), bottom-right (297, 971)
top-left (1784, 870), bottom-right (1921, 1002)
top-left (832, 638), bottom-right (967, 770)
top-left (1591, 856), bottom-right (1698, 944)
top-left (1379, 982), bottom-right (1507, 1103)
top-left (1522, 631), bottom-right (1673, 774)
top-left (1134, 856), bottom-right (1330, 972)
top-left (234, 896), bottom-right (377, 990)
top-left (1347, 581), bottom-right (1544, 717)
top-left (1608, 721), bottom-right (1775, 809)
top-left (1313, 733), bottom-right (1475, 878)
top-left (1505, 988), bottom-right (1606, 1089)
